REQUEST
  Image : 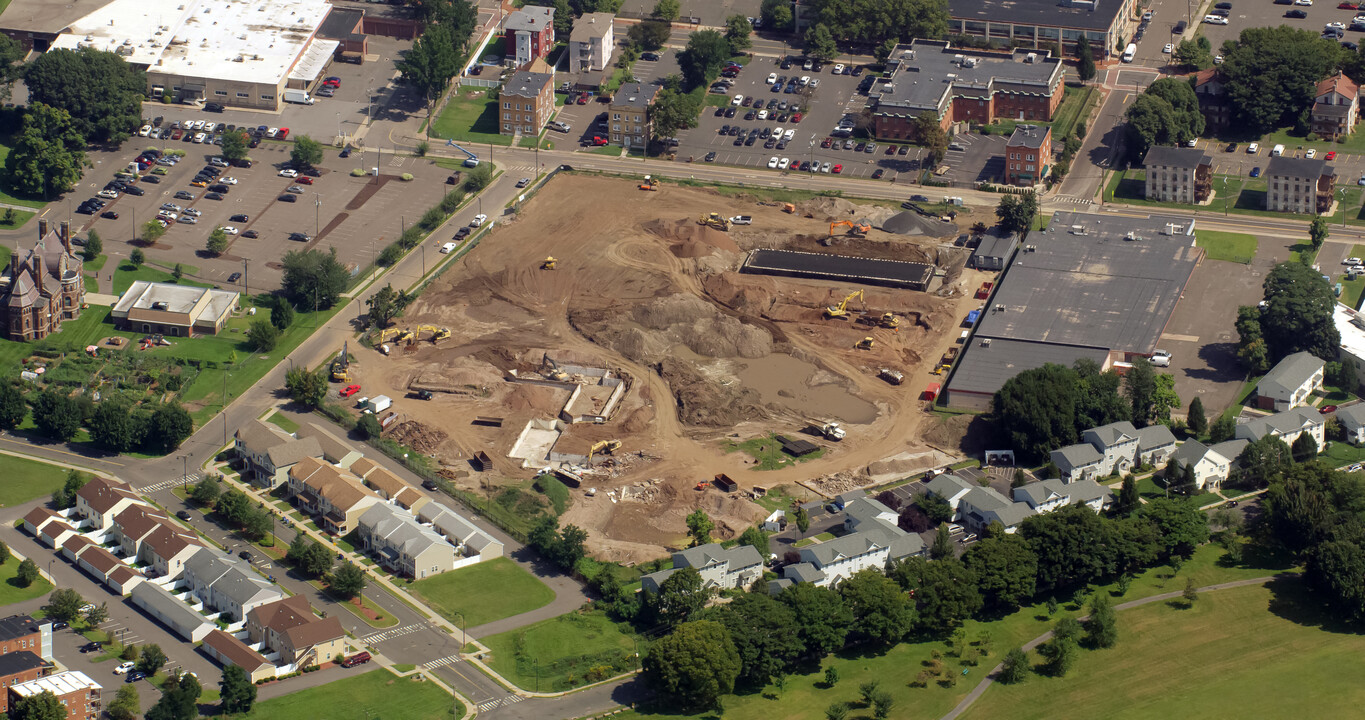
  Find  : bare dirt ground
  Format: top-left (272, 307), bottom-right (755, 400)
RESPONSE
top-left (343, 176), bottom-right (994, 562)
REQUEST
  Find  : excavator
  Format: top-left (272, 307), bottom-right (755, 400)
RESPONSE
top-left (855, 337), bottom-right (876, 350)
top-left (588, 439), bottom-right (621, 462)
top-left (372, 327), bottom-right (403, 345)
top-left (825, 290), bottom-right (864, 320)
top-left (638, 175), bottom-right (659, 191)
top-left (394, 329), bottom-right (415, 345)
top-left (329, 343), bottom-right (350, 382)
top-left (414, 325), bottom-right (450, 343)
top-left (541, 256), bottom-right (557, 270)
top-left (543, 356), bottom-right (570, 382)
top-left (697, 212), bottom-right (730, 231)
top-left (830, 220), bottom-right (871, 238)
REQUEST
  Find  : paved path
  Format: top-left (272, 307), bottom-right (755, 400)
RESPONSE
top-left (940, 574), bottom-right (1294, 720)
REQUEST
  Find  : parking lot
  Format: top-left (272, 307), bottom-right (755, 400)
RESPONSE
top-left (70, 135), bottom-right (451, 290)
top-left (938, 134), bottom-right (1009, 184)
top-left (674, 59), bottom-right (917, 179)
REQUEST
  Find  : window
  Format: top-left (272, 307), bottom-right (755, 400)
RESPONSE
top-left (237, 92), bottom-right (249, 98)
top-left (503, 102), bottom-right (510, 109)
top-left (214, 90), bottom-right (228, 96)
top-left (262, 94), bottom-right (274, 100)
top-left (173, 86), bottom-right (182, 91)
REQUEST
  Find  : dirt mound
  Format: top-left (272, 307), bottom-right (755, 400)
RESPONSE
top-left (573, 294), bottom-right (773, 363)
top-left (659, 356), bottom-right (767, 426)
top-left (386, 420), bottom-right (449, 455)
top-left (504, 384), bottom-right (564, 414)
top-left (882, 211), bottom-right (958, 238)
top-left (703, 273), bottom-right (777, 317)
top-left (641, 218), bottom-right (741, 258)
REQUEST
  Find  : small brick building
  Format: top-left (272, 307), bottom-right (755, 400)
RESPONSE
top-left (0, 219), bottom-right (85, 341)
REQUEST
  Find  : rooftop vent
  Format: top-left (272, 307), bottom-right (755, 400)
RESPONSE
top-left (1025, 53), bottom-right (1037, 63)
top-left (1070, 224), bottom-right (1087, 235)
top-left (981, 338), bottom-right (992, 347)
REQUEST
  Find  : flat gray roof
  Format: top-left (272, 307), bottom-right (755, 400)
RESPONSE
top-left (950, 0), bottom-right (1127, 31)
top-left (0, 0), bottom-right (117, 35)
top-left (742, 249), bottom-right (935, 289)
top-left (1008, 125), bottom-right (1050, 150)
top-left (947, 336), bottom-right (1112, 398)
top-left (1143, 145), bottom-right (1211, 170)
top-left (504, 71), bottom-right (554, 98)
top-left (879, 41), bottom-right (1063, 114)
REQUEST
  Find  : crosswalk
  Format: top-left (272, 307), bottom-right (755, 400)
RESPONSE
top-left (137, 473), bottom-right (198, 494)
top-left (476, 695), bottom-right (524, 713)
top-left (419, 653), bottom-right (462, 671)
top-left (1055, 195), bottom-right (1094, 205)
top-left (360, 623), bottom-right (426, 644)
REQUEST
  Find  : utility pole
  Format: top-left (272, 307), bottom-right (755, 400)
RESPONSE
top-left (315, 193), bottom-right (322, 237)
top-left (242, 259), bottom-right (248, 294)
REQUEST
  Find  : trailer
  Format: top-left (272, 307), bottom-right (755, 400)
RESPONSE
top-left (473, 416), bottom-right (505, 427)
top-left (975, 281), bottom-right (994, 299)
top-left (380, 412), bottom-right (399, 429)
top-left (713, 474), bottom-right (739, 493)
top-left (470, 451), bottom-right (492, 472)
top-left (366, 395), bottom-right (392, 414)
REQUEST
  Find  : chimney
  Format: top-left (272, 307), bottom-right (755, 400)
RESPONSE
top-left (31, 252), bottom-right (42, 295)
top-left (59, 222), bottom-right (71, 254)
top-left (37, 219), bottom-right (47, 240)
top-left (8, 250), bottom-right (17, 280)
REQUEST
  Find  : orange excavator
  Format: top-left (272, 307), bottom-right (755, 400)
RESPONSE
top-left (830, 220), bottom-right (871, 238)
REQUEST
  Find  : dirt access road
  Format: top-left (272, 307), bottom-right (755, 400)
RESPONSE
top-left (343, 175), bottom-right (992, 559)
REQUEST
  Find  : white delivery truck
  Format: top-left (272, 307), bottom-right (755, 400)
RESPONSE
top-left (283, 89), bottom-right (315, 105)
top-left (366, 395), bottom-right (393, 414)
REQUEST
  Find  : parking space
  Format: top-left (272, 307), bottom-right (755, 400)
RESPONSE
top-left (676, 60), bottom-right (907, 178)
top-left (631, 48), bottom-right (682, 86)
top-left (938, 134), bottom-right (1009, 184)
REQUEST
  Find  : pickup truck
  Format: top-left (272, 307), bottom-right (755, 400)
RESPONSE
top-left (729, 215), bottom-right (753, 225)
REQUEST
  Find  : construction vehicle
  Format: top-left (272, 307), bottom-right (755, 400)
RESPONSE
top-left (329, 343), bottom-right (350, 382)
top-left (541, 256), bottom-right (557, 270)
top-left (697, 212), bottom-right (731, 231)
top-left (782, 203), bottom-right (796, 213)
top-left (413, 325), bottom-right (449, 342)
top-left (372, 327), bottom-right (402, 345)
top-left (830, 220), bottom-right (871, 238)
top-left (855, 337), bottom-right (876, 350)
top-left (394, 329), bottom-right (415, 345)
top-left (588, 439), bottom-right (621, 462)
top-left (820, 422), bottom-right (846, 441)
top-left (876, 313), bottom-right (901, 329)
top-left (825, 290), bottom-right (864, 319)
top-left (638, 175), bottom-right (659, 191)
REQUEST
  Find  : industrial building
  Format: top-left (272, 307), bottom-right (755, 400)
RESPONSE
top-left (944, 211), bottom-right (1202, 410)
top-left (946, 0), bottom-right (1135, 59)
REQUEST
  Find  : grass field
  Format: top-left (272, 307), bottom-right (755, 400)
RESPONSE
top-left (1051, 84), bottom-right (1099, 141)
top-left (240, 668), bottom-right (462, 720)
top-left (0, 555), bottom-right (54, 606)
top-left (1195, 229), bottom-right (1259, 263)
top-left (723, 434), bottom-right (825, 470)
top-left (110, 262), bottom-right (211, 295)
top-left (611, 544), bottom-right (1289, 720)
top-left (432, 89), bottom-right (514, 147)
top-left (962, 580), bottom-right (1361, 719)
top-left (1336, 243), bottom-right (1365, 309)
top-left (410, 557), bottom-right (554, 628)
top-left (266, 412), bottom-right (299, 434)
top-left (483, 609), bottom-right (640, 692)
top-left (0, 453), bottom-right (74, 507)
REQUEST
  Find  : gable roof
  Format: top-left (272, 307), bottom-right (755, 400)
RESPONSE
top-left (1169, 439), bottom-right (1219, 468)
top-left (924, 473), bottom-right (975, 499)
top-left (1136, 424), bottom-right (1177, 452)
top-left (674, 543), bottom-right (763, 572)
top-left (1210, 438), bottom-right (1250, 462)
top-left (142, 522), bottom-right (203, 561)
top-left (783, 562), bottom-right (827, 584)
top-left (1237, 406), bottom-right (1324, 441)
top-left (1266, 156), bottom-right (1333, 181)
top-left (1318, 71), bottom-right (1359, 99)
top-left (77, 477), bottom-right (141, 514)
top-left (1084, 421), bottom-right (1139, 448)
top-left (61, 534), bottom-right (96, 557)
top-left (22, 506), bottom-right (60, 529)
top-left (114, 505), bottom-right (170, 542)
top-left (284, 614), bottom-right (344, 650)
top-left (1052, 443), bottom-right (1103, 468)
top-left (359, 503), bottom-right (450, 559)
top-left (234, 419), bottom-right (290, 455)
top-left (295, 423), bottom-right (359, 466)
top-left (1259, 351), bottom-right (1324, 398)
top-left (203, 629), bottom-right (271, 671)
top-left (1336, 403), bottom-right (1365, 428)
top-left (39, 519), bottom-right (74, 543)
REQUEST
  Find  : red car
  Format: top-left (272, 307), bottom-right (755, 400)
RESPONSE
top-left (298, 176), bottom-right (314, 185)
top-left (1339, 2), bottom-right (1357, 9)
top-left (792, 112), bottom-right (803, 123)
top-left (591, 136), bottom-right (608, 146)
top-left (277, 128), bottom-right (290, 140)
top-left (821, 137), bottom-right (833, 148)
top-left (323, 76), bottom-right (341, 87)
top-left (832, 164), bottom-right (843, 174)
top-left (1326, 151), bottom-right (1338, 161)
top-left (341, 384), bottom-right (361, 398)
top-left (576, 94), bottom-right (588, 105)
top-left (1321, 405), bottom-right (1339, 414)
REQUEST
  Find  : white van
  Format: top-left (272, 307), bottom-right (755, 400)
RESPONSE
top-left (1122, 43), bottom-right (1137, 63)
top-left (1272, 144), bottom-right (1285, 157)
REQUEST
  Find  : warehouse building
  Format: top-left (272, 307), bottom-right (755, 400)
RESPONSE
top-left (944, 211), bottom-right (1202, 410)
top-left (946, 0), bottom-right (1135, 60)
top-left (48, 0), bottom-right (334, 111)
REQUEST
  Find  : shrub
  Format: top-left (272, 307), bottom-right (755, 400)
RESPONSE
top-left (350, 168), bottom-right (366, 177)
top-left (400, 172), bottom-right (414, 181)
top-left (377, 242), bottom-right (404, 266)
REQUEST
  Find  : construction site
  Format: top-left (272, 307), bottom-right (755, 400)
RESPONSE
top-left (337, 175), bottom-right (996, 561)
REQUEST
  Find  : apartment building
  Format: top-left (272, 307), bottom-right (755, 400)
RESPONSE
top-left (569, 13), bottom-right (614, 72)
top-left (74, 477), bottom-right (142, 529)
top-left (641, 543), bottom-right (764, 593)
top-left (499, 71), bottom-right (555, 137)
top-left (234, 419), bottom-right (323, 489)
top-left (245, 596), bottom-right (345, 668)
top-left (504, 7), bottom-right (554, 66)
top-left (1143, 145), bottom-right (1213, 204)
top-left (1256, 351), bottom-right (1325, 412)
top-left (1311, 71), bottom-right (1361, 140)
top-left (1004, 124), bottom-right (1051, 186)
top-left (183, 548), bottom-right (284, 622)
top-left (1265, 156), bottom-right (1336, 214)
top-left (356, 503), bottom-right (458, 580)
top-left (287, 457), bottom-right (382, 535)
top-left (8, 671), bottom-right (100, 720)
top-left (609, 83), bottom-right (658, 149)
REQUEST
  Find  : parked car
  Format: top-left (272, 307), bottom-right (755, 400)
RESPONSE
top-left (341, 384), bottom-right (361, 398)
top-left (115, 662), bottom-right (136, 675)
top-left (242, 230), bottom-right (259, 238)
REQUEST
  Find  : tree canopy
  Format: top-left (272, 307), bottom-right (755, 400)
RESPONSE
top-left (1221, 26), bottom-right (1342, 134)
top-left (1259, 261), bottom-right (1340, 362)
top-left (701, 592), bottom-right (801, 686)
top-left (839, 569), bottom-right (912, 646)
top-left (643, 620), bottom-right (741, 709)
top-left (1123, 79), bottom-right (1205, 162)
top-left (282, 248), bottom-right (349, 310)
top-left (3, 103), bottom-right (87, 199)
top-left (23, 47), bottom-right (146, 143)
top-left (805, 0), bottom-right (948, 46)
top-left (678, 30), bottom-right (732, 91)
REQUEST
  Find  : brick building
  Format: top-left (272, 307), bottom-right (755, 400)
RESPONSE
top-left (609, 83), bottom-right (658, 149)
top-left (8, 671), bottom-right (100, 720)
top-left (871, 41), bottom-right (1064, 141)
top-left (1004, 124), bottom-right (1051, 186)
top-left (504, 7), bottom-right (554, 66)
top-left (0, 652), bottom-right (47, 713)
top-left (499, 70), bottom-right (555, 137)
top-left (0, 219), bottom-right (85, 341)
top-left (0, 616), bottom-right (45, 661)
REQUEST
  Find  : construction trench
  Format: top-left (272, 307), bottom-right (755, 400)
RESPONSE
top-left (336, 175), bottom-right (995, 562)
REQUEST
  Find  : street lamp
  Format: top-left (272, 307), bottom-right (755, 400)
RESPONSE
top-left (314, 194), bottom-right (322, 237)
top-left (181, 455), bottom-right (189, 490)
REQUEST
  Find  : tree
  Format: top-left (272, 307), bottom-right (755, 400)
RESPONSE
top-left (1139, 497), bottom-right (1210, 558)
top-left (0, 34), bottom-right (23, 102)
top-left (678, 30), bottom-right (732, 90)
top-left (994, 190), bottom-right (1037, 235)
top-left (192, 475), bottom-right (221, 507)
top-left (737, 525), bottom-right (769, 554)
top-left (329, 561), bottom-right (368, 600)
top-left (31, 390), bottom-right (82, 441)
top-left (146, 672), bottom-right (200, 720)
top-left (929, 523), bottom-right (954, 560)
top-left (239, 507), bottom-right (273, 541)
top-left (653, 0), bottom-right (681, 20)
top-left (826, 702), bottom-right (849, 720)
top-left (839, 569), bottom-right (912, 646)
top-left (760, 0), bottom-right (793, 30)
top-left (1210, 414), bottom-right (1237, 443)
top-left (108, 685), bottom-right (140, 720)
top-left (963, 533), bottom-right (1037, 611)
top-left (794, 505), bottom-right (811, 535)
top-left (82, 599), bottom-right (106, 624)
top-left (0, 384), bottom-right (24, 430)
top-left (724, 14), bottom-right (753, 53)
top-left (651, 87), bottom-right (702, 140)
top-left (89, 399), bottom-right (143, 452)
top-left (246, 319), bottom-right (279, 352)
top-left (22, 48), bottom-right (143, 143)
top-left (1310, 216), bottom-right (1329, 250)
top-left (872, 692), bottom-right (895, 719)
top-left (1021, 505), bottom-right (1115, 592)
top-left (219, 664), bottom-right (257, 715)
top-left (859, 680), bottom-right (881, 706)
top-left (1075, 39), bottom-right (1096, 82)
top-left (556, 524), bottom-right (587, 569)
top-left (51, 470), bottom-right (88, 510)
top-left (3, 103), bottom-right (87, 199)
top-left (1221, 26), bottom-right (1341, 134)
top-left (703, 592), bottom-right (801, 686)
top-left (282, 248), bottom-right (349, 310)
top-left (356, 413), bottom-right (383, 440)
top-left (10, 690), bottom-right (67, 720)
top-left (1038, 616), bottom-right (1080, 676)
top-left (1124, 357), bottom-right (1158, 427)
top-left (16, 558), bottom-right (39, 588)
top-left (824, 666), bottom-right (840, 687)
top-left (1173, 462), bottom-right (1198, 496)
top-left (809, 0), bottom-right (948, 46)
top-left (147, 403), bottom-right (192, 453)
top-left (1292, 432), bottom-right (1320, 463)
top-left (220, 129), bottom-right (250, 162)
top-left (0, 540), bottom-right (9, 566)
top-left (1123, 79), bottom-right (1205, 162)
top-left (1173, 37), bottom-right (1214, 71)
top-left (627, 20), bottom-right (672, 51)
top-left (171, 263), bottom-right (183, 282)
top-left (83, 229), bottom-right (103, 262)
top-left (366, 284), bottom-right (408, 328)
top-left (778, 582), bottom-right (852, 657)
top-left (1083, 593), bottom-right (1118, 648)
top-left (398, 24), bottom-right (460, 108)
top-left (644, 620), bottom-right (740, 709)
top-left (206, 226), bottom-right (229, 256)
top-left (285, 366), bottom-right (328, 407)
top-left (270, 297), bottom-right (295, 331)
top-left (290, 135), bottom-right (325, 169)
top-left (917, 491), bottom-right (955, 525)
top-left (137, 644), bottom-right (167, 675)
top-left (216, 489), bottom-right (252, 526)
top-left (892, 557), bottom-right (982, 637)
top-left (1187, 397), bottom-right (1208, 438)
top-left (1234, 434), bottom-right (1293, 489)
top-left (649, 566), bottom-right (708, 630)
top-left (804, 23), bottom-right (839, 62)
top-left (994, 363), bottom-right (1081, 462)
top-left (1115, 475), bottom-right (1140, 516)
top-left (998, 647), bottom-right (1030, 683)
top-left (685, 509), bottom-right (714, 546)
top-left (914, 111), bottom-right (948, 166)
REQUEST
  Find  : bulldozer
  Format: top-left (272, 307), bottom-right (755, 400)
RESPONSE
top-left (638, 175), bottom-right (659, 191)
top-left (697, 212), bottom-right (730, 231)
top-left (876, 312), bottom-right (901, 329)
top-left (855, 337), bottom-right (876, 350)
top-left (541, 256), bottom-right (558, 270)
top-left (824, 290), bottom-right (864, 320)
top-left (588, 439), bottom-right (621, 462)
top-left (329, 343), bottom-right (350, 382)
top-left (830, 220), bottom-right (872, 238)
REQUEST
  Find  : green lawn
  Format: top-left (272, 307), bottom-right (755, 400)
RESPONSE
top-left (1195, 230), bottom-right (1258, 263)
top-left (723, 434), bottom-right (825, 470)
top-left (409, 557), bottom-right (554, 628)
top-left (0, 555), bottom-right (55, 606)
top-left (483, 609), bottom-right (640, 692)
top-left (0, 210), bottom-right (34, 230)
top-left (1320, 440), bottom-right (1365, 468)
top-left (962, 580), bottom-right (1361, 719)
top-left (1106, 170), bottom-right (1245, 214)
top-left (265, 412), bottom-right (299, 434)
top-left (0, 453), bottom-right (74, 508)
top-left (1051, 84), bottom-right (1099, 140)
top-left (241, 668), bottom-right (462, 720)
top-left (1336, 243), bottom-right (1365, 309)
top-left (431, 89), bottom-right (514, 147)
top-left (111, 262), bottom-right (211, 295)
top-left (1262, 125), bottom-right (1365, 155)
top-left (613, 544), bottom-right (1285, 720)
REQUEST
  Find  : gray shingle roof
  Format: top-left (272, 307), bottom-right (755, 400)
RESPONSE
top-left (1259, 351), bottom-right (1324, 399)
top-left (925, 474), bottom-right (975, 499)
top-left (612, 83), bottom-right (656, 110)
top-left (1236, 406), bottom-right (1324, 441)
top-left (1336, 403), bottom-right (1365, 428)
top-left (505, 7), bottom-right (553, 32)
top-left (359, 504), bottom-right (450, 561)
top-left (1210, 438), bottom-right (1250, 462)
top-left (783, 562), bottom-right (826, 584)
top-left (1136, 424), bottom-right (1177, 452)
top-left (1143, 145), bottom-right (1212, 170)
top-left (1169, 439), bottom-right (1214, 468)
top-left (570, 12), bottom-right (614, 41)
top-left (1008, 124), bottom-right (1049, 150)
top-left (1052, 443), bottom-right (1102, 468)
top-left (1084, 421), bottom-right (1138, 449)
top-left (503, 71), bottom-right (553, 98)
top-left (1266, 156), bottom-right (1334, 181)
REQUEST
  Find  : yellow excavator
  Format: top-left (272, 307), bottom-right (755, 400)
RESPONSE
top-left (329, 343), bottom-right (350, 382)
top-left (414, 325), bottom-right (450, 343)
top-left (394, 329), bottom-right (415, 345)
top-left (541, 256), bottom-right (557, 270)
top-left (830, 220), bottom-right (871, 238)
top-left (697, 212), bottom-right (730, 231)
top-left (372, 327), bottom-right (403, 345)
top-left (825, 290), bottom-right (864, 319)
top-left (638, 175), bottom-right (659, 191)
top-left (855, 337), bottom-right (876, 350)
top-left (588, 439), bottom-right (621, 462)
